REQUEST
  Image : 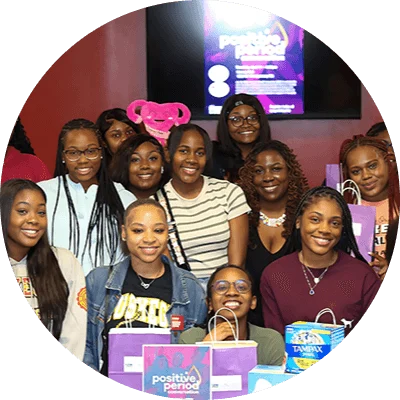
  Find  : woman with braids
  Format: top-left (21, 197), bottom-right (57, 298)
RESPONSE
top-left (84, 199), bottom-right (207, 374)
top-left (211, 93), bottom-right (271, 183)
top-left (1, 179), bottom-right (86, 359)
top-left (37, 119), bottom-right (136, 275)
top-left (2, 116), bottom-right (52, 184)
top-left (96, 108), bottom-right (141, 166)
top-left (339, 135), bottom-right (399, 280)
top-left (110, 134), bottom-right (169, 199)
top-left (365, 121), bottom-right (396, 168)
top-left (260, 186), bottom-right (381, 336)
top-left (179, 264), bottom-right (284, 366)
top-left (238, 141), bottom-right (309, 327)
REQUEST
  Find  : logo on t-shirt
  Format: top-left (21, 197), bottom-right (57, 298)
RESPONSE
top-left (77, 287), bottom-right (87, 311)
top-left (111, 293), bottom-right (170, 328)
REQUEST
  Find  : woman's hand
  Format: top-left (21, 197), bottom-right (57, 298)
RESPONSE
top-left (203, 321), bottom-right (236, 342)
top-left (368, 252), bottom-right (389, 281)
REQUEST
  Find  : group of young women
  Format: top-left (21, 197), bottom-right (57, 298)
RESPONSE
top-left (1, 93), bottom-right (397, 377)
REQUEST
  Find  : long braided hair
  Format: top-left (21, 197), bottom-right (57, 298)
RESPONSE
top-left (288, 186), bottom-right (366, 262)
top-left (1, 179), bottom-right (68, 339)
top-left (339, 135), bottom-right (399, 227)
top-left (52, 119), bottom-right (125, 269)
top-left (238, 140), bottom-right (309, 248)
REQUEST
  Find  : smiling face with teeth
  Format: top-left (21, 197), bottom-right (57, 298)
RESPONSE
top-left (121, 203), bottom-right (169, 266)
top-left (128, 141), bottom-right (164, 197)
top-left (208, 267), bottom-right (257, 324)
top-left (253, 150), bottom-right (289, 204)
top-left (7, 189), bottom-right (47, 261)
top-left (296, 198), bottom-right (343, 261)
top-left (170, 129), bottom-right (207, 194)
top-left (345, 145), bottom-right (389, 202)
top-left (227, 104), bottom-right (260, 147)
top-left (62, 128), bottom-right (102, 191)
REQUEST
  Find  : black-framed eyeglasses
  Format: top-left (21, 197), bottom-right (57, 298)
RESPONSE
top-left (63, 147), bottom-right (102, 162)
top-left (211, 279), bottom-right (252, 295)
top-left (227, 114), bottom-right (260, 127)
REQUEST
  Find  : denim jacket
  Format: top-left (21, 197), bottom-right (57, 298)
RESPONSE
top-left (83, 255), bottom-right (208, 370)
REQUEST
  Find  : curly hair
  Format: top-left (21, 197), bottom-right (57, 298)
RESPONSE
top-left (238, 141), bottom-right (309, 247)
top-left (339, 135), bottom-right (399, 226)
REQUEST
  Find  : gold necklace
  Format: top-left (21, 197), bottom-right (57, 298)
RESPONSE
top-left (259, 211), bottom-right (286, 227)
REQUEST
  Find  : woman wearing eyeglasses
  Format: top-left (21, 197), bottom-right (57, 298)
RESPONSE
top-left (211, 94), bottom-right (272, 183)
top-left (37, 119), bottom-right (136, 275)
top-left (179, 265), bottom-right (285, 365)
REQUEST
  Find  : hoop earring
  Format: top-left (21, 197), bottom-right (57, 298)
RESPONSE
top-left (161, 166), bottom-right (165, 174)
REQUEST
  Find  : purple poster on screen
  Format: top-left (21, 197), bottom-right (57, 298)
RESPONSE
top-left (143, 345), bottom-right (211, 399)
top-left (204, 1), bottom-right (304, 115)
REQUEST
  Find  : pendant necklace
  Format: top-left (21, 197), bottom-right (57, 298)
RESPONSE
top-left (135, 269), bottom-right (163, 290)
top-left (301, 264), bottom-right (329, 295)
top-left (259, 211), bottom-right (286, 228)
top-left (300, 253), bottom-right (337, 295)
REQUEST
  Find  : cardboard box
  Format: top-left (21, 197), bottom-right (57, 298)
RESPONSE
top-left (285, 321), bottom-right (344, 374)
top-left (248, 365), bottom-right (295, 393)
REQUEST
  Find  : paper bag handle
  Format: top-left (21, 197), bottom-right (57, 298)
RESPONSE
top-left (315, 308), bottom-right (337, 325)
top-left (208, 307), bottom-right (239, 343)
top-left (341, 179), bottom-right (362, 205)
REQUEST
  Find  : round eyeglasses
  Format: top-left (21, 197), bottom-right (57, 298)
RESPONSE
top-left (63, 147), bottom-right (102, 162)
top-left (227, 114), bottom-right (260, 127)
top-left (211, 279), bottom-right (252, 295)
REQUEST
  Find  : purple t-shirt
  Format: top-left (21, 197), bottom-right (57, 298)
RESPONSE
top-left (260, 251), bottom-right (381, 336)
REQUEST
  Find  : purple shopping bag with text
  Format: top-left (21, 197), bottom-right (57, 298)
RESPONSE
top-left (198, 308), bottom-right (258, 399)
top-left (342, 185), bottom-right (376, 263)
top-left (108, 328), bottom-right (171, 391)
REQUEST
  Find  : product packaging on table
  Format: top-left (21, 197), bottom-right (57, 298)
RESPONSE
top-left (248, 365), bottom-right (295, 393)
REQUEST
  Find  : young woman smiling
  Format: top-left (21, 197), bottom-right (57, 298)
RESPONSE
top-left (179, 265), bottom-right (284, 366)
top-left (83, 199), bottom-right (207, 375)
top-left (211, 94), bottom-right (271, 183)
top-left (37, 119), bottom-right (136, 275)
top-left (238, 141), bottom-right (309, 326)
top-left (1, 179), bottom-right (87, 360)
top-left (155, 123), bottom-right (251, 281)
top-left (110, 134), bottom-right (168, 199)
top-left (260, 186), bottom-right (381, 336)
top-left (339, 135), bottom-right (399, 280)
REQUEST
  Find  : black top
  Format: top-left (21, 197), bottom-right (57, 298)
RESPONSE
top-left (210, 141), bottom-right (244, 183)
top-left (100, 262), bottom-right (172, 376)
top-left (246, 227), bottom-right (291, 327)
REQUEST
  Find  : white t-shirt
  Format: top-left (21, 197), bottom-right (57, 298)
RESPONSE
top-left (157, 176), bottom-right (250, 278)
top-left (38, 175), bottom-right (136, 275)
top-left (10, 247), bottom-right (87, 360)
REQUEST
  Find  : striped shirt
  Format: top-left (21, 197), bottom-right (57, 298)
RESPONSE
top-left (158, 176), bottom-right (250, 278)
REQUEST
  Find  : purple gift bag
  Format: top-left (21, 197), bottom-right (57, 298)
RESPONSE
top-left (326, 164), bottom-right (342, 191)
top-left (108, 328), bottom-right (171, 391)
top-left (198, 308), bottom-right (258, 399)
top-left (342, 185), bottom-right (376, 262)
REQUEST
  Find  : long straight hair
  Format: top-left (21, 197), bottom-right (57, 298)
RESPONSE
top-left (52, 118), bottom-right (125, 269)
top-left (1, 179), bottom-right (68, 339)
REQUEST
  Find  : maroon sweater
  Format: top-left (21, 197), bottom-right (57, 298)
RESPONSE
top-left (260, 251), bottom-right (381, 336)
